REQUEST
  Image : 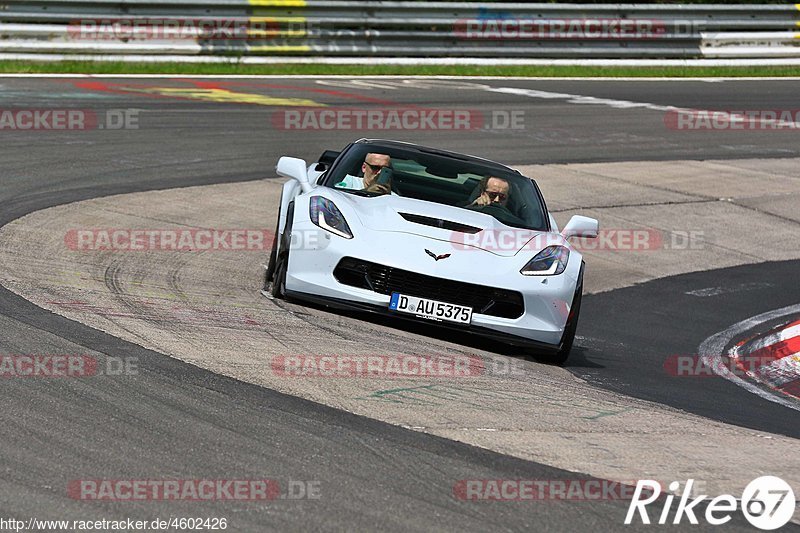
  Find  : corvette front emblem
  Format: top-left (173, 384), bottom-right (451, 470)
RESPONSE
top-left (425, 249), bottom-right (451, 261)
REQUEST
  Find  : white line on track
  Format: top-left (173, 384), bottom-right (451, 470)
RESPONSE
top-left (315, 78), bottom-right (800, 129)
top-left (317, 78), bottom-right (685, 112)
top-left (484, 85), bottom-right (679, 112)
top-left (1, 74), bottom-right (800, 81)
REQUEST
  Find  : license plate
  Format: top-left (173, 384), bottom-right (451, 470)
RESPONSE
top-left (388, 293), bottom-right (472, 324)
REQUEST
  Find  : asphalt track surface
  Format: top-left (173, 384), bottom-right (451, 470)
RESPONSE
top-left (1, 77), bottom-right (799, 531)
top-left (578, 260), bottom-right (800, 439)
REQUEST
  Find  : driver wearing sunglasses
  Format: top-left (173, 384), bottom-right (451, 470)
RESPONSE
top-left (335, 153), bottom-right (392, 193)
top-left (470, 176), bottom-right (510, 207)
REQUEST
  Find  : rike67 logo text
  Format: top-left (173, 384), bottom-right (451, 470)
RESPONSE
top-left (625, 476), bottom-right (795, 530)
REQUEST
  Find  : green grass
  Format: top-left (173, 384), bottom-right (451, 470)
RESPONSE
top-left (1, 61), bottom-right (799, 77)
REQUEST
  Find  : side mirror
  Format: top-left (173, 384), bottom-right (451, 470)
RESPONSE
top-left (276, 156), bottom-right (312, 193)
top-left (561, 215), bottom-right (599, 239)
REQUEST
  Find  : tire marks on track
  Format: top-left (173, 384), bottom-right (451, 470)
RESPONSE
top-left (3, 176), bottom-right (799, 504)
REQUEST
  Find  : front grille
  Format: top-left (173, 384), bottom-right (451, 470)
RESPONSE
top-left (333, 257), bottom-right (524, 319)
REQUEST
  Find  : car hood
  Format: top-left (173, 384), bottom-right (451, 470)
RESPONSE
top-left (336, 192), bottom-right (552, 257)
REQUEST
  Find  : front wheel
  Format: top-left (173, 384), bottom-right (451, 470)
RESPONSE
top-left (265, 202), bottom-right (294, 300)
top-left (263, 227), bottom-right (279, 293)
top-left (541, 262), bottom-right (584, 366)
top-left (271, 250), bottom-right (288, 298)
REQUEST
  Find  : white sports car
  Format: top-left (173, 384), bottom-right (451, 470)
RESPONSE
top-left (263, 139), bottom-right (598, 363)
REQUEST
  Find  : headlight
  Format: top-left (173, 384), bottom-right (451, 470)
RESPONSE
top-left (309, 196), bottom-right (353, 239)
top-left (520, 245), bottom-right (569, 276)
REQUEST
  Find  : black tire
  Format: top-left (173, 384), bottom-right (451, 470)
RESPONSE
top-left (268, 202), bottom-right (294, 299)
top-left (271, 250), bottom-right (288, 298)
top-left (263, 222), bottom-right (280, 291)
top-left (542, 262), bottom-right (584, 366)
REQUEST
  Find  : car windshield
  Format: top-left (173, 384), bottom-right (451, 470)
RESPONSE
top-left (323, 143), bottom-right (547, 231)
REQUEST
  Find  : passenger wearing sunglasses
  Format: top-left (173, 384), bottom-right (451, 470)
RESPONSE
top-left (470, 176), bottom-right (510, 207)
top-left (465, 175), bottom-right (526, 226)
top-left (335, 153), bottom-right (392, 193)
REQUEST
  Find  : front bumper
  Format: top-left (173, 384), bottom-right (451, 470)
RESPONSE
top-left (284, 289), bottom-right (563, 353)
top-left (284, 214), bottom-right (582, 347)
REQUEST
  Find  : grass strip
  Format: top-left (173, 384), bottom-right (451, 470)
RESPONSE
top-left (1, 61), bottom-right (799, 77)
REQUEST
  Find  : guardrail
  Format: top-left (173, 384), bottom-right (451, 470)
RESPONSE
top-left (0, 2), bottom-right (798, 60)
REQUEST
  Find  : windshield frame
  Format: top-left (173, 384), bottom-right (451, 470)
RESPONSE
top-left (321, 141), bottom-right (550, 232)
